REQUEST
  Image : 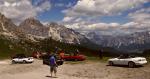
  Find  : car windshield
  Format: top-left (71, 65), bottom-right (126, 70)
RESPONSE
top-left (118, 54), bottom-right (133, 59)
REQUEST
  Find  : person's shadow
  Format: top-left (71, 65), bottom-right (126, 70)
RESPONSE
top-left (46, 75), bottom-right (58, 78)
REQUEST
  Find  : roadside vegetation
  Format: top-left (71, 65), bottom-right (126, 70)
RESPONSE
top-left (0, 36), bottom-right (150, 62)
top-left (0, 36), bottom-right (99, 59)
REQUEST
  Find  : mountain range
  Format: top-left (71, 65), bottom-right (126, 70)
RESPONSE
top-left (0, 12), bottom-right (150, 54)
top-left (86, 31), bottom-right (150, 52)
top-left (0, 13), bottom-right (91, 44)
top-left (0, 13), bottom-right (101, 58)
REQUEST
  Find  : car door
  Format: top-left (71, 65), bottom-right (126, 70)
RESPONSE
top-left (114, 58), bottom-right (124, 65)
top-left (118, 58), bottom-right (126, 65)
top-left (18, 56), bottom-right (24, 63)
top-left (118, 58), bottom-right (132, 65)
top-left (123, 58), bottom-right (130, 65)
top-left (112, 58), bottom-right (121, 65)
top-left (17, 58), bottom-right (22, 63)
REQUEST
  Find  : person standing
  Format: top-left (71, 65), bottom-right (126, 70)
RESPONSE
top-left (99, 49), bottom-right (103, 59)
top-left (76, 49), bottom-right (80, 55)
top-left (74, 49), bottom-right (80, 56)
top-left (54, 46), bottom-right (59, 54)
top-left (49, 54), bottom-right (57, 77)
top-left (59, 50), bottom-right (65, 59)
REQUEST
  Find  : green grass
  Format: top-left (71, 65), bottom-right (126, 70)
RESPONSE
top-left (65, 61), bottom-right (86, 64)
top-left (87, 56), bottom-right (110, 62)
top-left (86, 56), bottom-right (100, 61)
top-left (99, 57), bottom-right (110, 62)
top-left (145, 57), bottom-right (150, 63)
top-left (64, 56), bottom-right (111, 65)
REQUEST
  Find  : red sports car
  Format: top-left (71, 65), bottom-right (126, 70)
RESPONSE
top-left (61, 54), bottom-right (86, 61)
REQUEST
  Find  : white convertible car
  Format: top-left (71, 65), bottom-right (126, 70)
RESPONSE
top-left (12, 54), bottom-right (34, 64)
top-left (108, 54), bottom-right (147, 68)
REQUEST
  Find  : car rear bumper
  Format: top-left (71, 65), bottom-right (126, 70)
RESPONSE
top-left (135, 61), bottom-right (147, 65)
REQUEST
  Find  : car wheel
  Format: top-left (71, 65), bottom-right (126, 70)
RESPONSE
top-left (23, 60), bottom-right (26, 64)
top-left (12, 60), bottom-right (16, 64)
top-left (128, 61), bottom-right (135, 68)
top-left (109, 61), bottom-right (114, 66)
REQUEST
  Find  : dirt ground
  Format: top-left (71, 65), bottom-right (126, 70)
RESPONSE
top-left (0, 59), bottom-right (150, 79)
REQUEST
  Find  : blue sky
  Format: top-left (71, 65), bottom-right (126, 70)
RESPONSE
top-left (35, 0), bottom-right (77, 22)
top-left (33, 0), bottom-right (150, 24)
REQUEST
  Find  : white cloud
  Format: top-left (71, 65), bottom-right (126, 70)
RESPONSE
top-left (54, 2), bottom-right (73, 8)
top-left (36, 0), bottom-right (51, 12)
top-left (63, 0), bottom-right (148, 17)
top-left (0, 0), bottom-right (51, 24)
top-left (65, 22), bottom-right (121, 31)
top-left (65, 22), bottom-right (129, 36)
top-left (65, 21), bottom-right (141, 36)
top-left (62, 16), bottom-right (75, 22)
top-left (62, 0), bottom-right (150, 36)
top-left (122, 8), bottom-right (150, 31)
top-left (129, 8), bottom-right (150, 23)
top-left (4, 2), bottom-right (10, 7)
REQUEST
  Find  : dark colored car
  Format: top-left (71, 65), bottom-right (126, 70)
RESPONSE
top-left (42, 54), bottom-right (64, 66)
top-left (62, 54), bottom-right (86, 61)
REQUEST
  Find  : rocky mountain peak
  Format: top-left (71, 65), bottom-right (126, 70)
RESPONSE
top-left (47, 22), bottom-right (66, 30)
top-left (46, 23), bottom-right (88, 44)
top-left (48, 22), bottom-right (58, 27)
top-left (19, 18), bottom-right (49, 37)
top-left (0, 13), bottom-right (6, 20)
top-left (0, 14), bottom-right (93, 45)
top-left (87, 32), bottom-right (97, 38)
top-left (22, 17), bottom-right (43, 26)
top-left (0, 13), bottom-right (17, 33)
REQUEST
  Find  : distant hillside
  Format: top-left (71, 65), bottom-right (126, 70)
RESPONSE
top-left (86, 31), bottom-right (150, 51)
top-left (0, 35), bottom-right (101, 59)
